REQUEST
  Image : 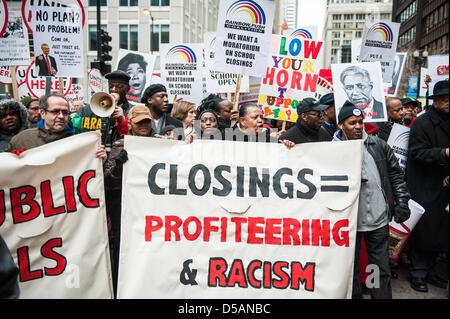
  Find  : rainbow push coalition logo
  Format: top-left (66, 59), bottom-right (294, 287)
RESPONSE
top-left (166, 45), bottom-right (197, 63)
top-left (290, 28), bottom-right (313, 39)
top-left (224, 0), bottom-right (266, 34)
top-left (365, 22), bottom-right (394, 49)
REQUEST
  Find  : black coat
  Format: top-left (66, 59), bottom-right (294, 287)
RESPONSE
top-left (279, 119), bottom-right (332, 144)
top-left (406, 106), bottom-right (449, 252)
top-left (0, 235), bottom-right (19, 298)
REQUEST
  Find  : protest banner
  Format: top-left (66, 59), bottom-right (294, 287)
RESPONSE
top-left (0, 6), bottom-right (30, 66)
top-left (204, 32), bottom-right (250, 94)
top-left (28, 5), bottom-right (84, 78)
top-left (0, 131), bottom-right (113, 298)
top-left (331, 61), bottom-right (387, 123)
top-left (115, 49), bottom-right (156, 105)
top-left (214, 0), bottom-right (275, 77)
top-left (286, 25), bottom-right (319, 41)
top-left (387, 123), bottom-right (410, 170)
top-left (407, 76), bottom-right (418, 99)
top-left (427, 54), bottom-right (449, 90)
top-left (384, 52), bottom-right (407, 97)
top-left (0, 0), bottom-right (6, 38)
top-left (160, 43), bottom-right (204, 105)
top-left (118, 137), bottom-right (363, 299)
top-left (258, 34), bottom-right (324, 123)
top-left (359, 20), bottom-right (400, 84)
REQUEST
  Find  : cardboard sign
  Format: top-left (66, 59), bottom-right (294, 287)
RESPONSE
top-left (427, 54), bottom-right (449, 90)
top-left (204, 32), bottom-right (249, 94)
top-left (384, 52), bottom-right (407, 97)
top-left (331, 61), bottom-right (387, 123)
top-left (118, 137), bottom-right (363, 299)
top-left (214, 0), bottom-right (275, 77)
top-left (0, 132), bottom-right (113, 298)
top-left (387, 123), bottom-right (410, 170)
top-left (259, 35), bottom-right (324, 123)
top-left (359, 20), bottom-right (400, 84)
top-left (160, 43), bottom-right (204, 105)
top-left (29, 5), bottom-right (84, 78)
top-left (115, 49), bottom-right (156, 105)
top-left (0, 6), bottom-right (30, 66)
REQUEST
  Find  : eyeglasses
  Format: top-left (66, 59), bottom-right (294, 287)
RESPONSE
top-left (45, 109), bottom-right (69, 116)
top-left (306, 111), bottom-right (324, 118)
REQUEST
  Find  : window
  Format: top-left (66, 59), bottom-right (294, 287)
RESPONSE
top-left (332, 40), bottom-right (340, 47)
top-left (355, 31), bottom-right (362, 38)
top-left (89, 24), bottom-right (107, 51)
top-left (380, 13), bottom-right (391, 20)
top-left (332, 23), bottom-right (341, 28)
top-left (400, 1), bottom-right (416, 22)
top-left (120, 0), bottom-right (138, 6)
top-left (89, 0), bottom-right (107, 6)
top-left (151, 24), bottom-right (170, 52)
top-left (332, 31), bottom-right (341, 38)
top-left (344, 14), bottom-right (353, 20)
top-left (341, 46), bottom-right (351, 63)
top-left (343, 31), bottom-right (352, 38)
top-left (120, 24), bottom-right (138, 51)
top-left (151, 0), bottom-right (170, 6)
top-left (399, 27), bottom-right (416, 45)
top-left (356, 14), bottom-right (365, 20)
top-left (332, 14), bottom-right (342, 20)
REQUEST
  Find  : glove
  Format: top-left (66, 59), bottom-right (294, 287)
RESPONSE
top-left (114, 149), bottom-right (128, 168)
top-left (394, 203), bottom-right (410, 224)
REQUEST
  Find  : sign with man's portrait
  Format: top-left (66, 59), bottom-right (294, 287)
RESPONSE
top-left (331, 61), bottom-right (387, 123)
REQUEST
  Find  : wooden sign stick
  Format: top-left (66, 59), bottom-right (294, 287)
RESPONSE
top-left (10, 66), bottom-right (19, 100)
top-left (231, 74), bottom-right (242, 127)
top-left (58, 77), bottom-right (64, 95)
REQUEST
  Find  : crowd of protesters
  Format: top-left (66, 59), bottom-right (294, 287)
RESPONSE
top-left (0, 67), bottom-right (448, 299)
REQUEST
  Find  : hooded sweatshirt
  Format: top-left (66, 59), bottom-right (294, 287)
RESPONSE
top-left (0, 99), bottom-right (28, 151)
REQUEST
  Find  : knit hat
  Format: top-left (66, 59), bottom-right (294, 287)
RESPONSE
top-left (140, 84), bottom-right (167, 104)
top-left (337, 101), bottom-right (364, 124)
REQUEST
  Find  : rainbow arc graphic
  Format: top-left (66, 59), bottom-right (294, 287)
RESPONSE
top-left (393, 131), bottom-right (410, 145)
top-left (290, 28), bottom-right (312, 39)
top-left (368, 22), bottom-right (393, 42)
top-left (166, 45), bottom-right (197, 63)
top-left (226, 0), bottom-right (266, 24)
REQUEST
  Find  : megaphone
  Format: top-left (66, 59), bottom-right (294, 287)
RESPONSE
top-left (90, 92), bottom-right (119, 117)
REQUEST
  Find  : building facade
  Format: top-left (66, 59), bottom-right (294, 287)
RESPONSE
top-left (283, 0), bottom-right (299, 29)
top-left (323, 0), bottom-right (393, 68)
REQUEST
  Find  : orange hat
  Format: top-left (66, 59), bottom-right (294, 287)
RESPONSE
top-left (129, 104), bottom-right (152, 123)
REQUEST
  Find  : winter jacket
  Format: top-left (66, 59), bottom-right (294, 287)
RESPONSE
top-left (279, 119), bottom-right (332, 144)
top-left (0, 235), bottom-right (20, 299)
top-left (0, 99), bottom-right (28, 151)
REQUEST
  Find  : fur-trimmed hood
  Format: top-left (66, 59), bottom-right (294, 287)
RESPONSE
top-left (0, 99), bottom-right (28, 151)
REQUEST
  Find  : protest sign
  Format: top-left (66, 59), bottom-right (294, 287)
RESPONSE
top-left (331, 61), bottom-right (387, 123)
top-left (0, 6), bottom-right (30, 66)
top-left (28, 5), bottom-right (84, 78)
top-left (214, 0), bottom-right (275, 77)
top-left (160, 43), bottom-right (204, 105)
top-left (0, 0), bottom-right (6, 38)
top-left (0, 131), bottom-right (113, 298)
top-left (115, 49), bottom-right (156, 105)
top-left (407, 76), bottom-right (418, 99)
top-left (359, 20), bottom-right (400, 84)
top-left (419, 67), bottom-right (428, 99)
top-left (286, 25), bottom-right (319, 41)
top-left (427, 54), bottom-right (449, 90)
top-left (387, 123), bottom-right (410, 170)
top-left (258, 34), bottom-right (324, 123)
top-left (65, 83), bottom-right (84, 111)
top-left (118, 137), bottom-right (362, 299)
top-left (88, 68), bottom-right (103, 96)
top-left (384, 52), bottom-right (406, 97)
top-left (204, 32), bottom-right (249, 94)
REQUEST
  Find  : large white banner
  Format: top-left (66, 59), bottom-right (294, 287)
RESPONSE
top-left (214, 0), bottom-right (275, 77)
top-left (118, 137), bottom-right (363, 299)
top-left (0, 132), bottom-right (113, 299)
top-left (359, 20), bottom-right (400, 84)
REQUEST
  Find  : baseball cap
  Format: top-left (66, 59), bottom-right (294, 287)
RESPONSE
top-left (129, 104), bottom-right (152, 123)
top-left (297, 97), bottom-right (329, 115)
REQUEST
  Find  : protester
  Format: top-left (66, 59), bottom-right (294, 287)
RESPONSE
top-left (319, 93), bottom-right (337, 138)
top-left (401, 98), bottom-right (419, 128)
top-left (73, 70), bottom-right (130, 152)
top-left (198, 108), bottom-right (223, 140)
top-left (375, 97), bottom-right (405, 141)
top-left (198, 94), bottom-right (238, 131)
top-left (160, 124), bottom-right (176, 140)
top-left (20, 96), bottom-right (41, 128)
top-left (5, 93), bottom-right (107, 163)
top-left (0, 99), bottom-right (28, 151)
top-left (406, 79), bottom-right (449, 293)
top-left (140, 84), bottom-right (184, 139)
top-left (171, 100), bottom-right (198, 141)
top-left (0, 234), bottom-right (20, 299)
top-left (333, 101), bottom-right (411, 299)
top-left (278, 98), bottom-right (331, 144)
top-left (104, 104), bottom-right (154, 297)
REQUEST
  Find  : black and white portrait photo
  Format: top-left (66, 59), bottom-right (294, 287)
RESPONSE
top-left (332, 61), bottom-right (387, 123)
